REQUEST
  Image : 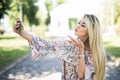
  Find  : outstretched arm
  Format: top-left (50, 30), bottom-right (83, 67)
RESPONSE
top-left (13, 20), bottom-right (33, 45)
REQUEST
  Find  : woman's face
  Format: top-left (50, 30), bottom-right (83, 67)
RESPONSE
top-left (74, 17), bottom-right (88, 38)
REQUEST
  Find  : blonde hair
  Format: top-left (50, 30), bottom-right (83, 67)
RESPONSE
top-left (84, 14), bottom-right (106, 80)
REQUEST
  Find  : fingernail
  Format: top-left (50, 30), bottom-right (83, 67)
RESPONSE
top-left (17, 21), bottom-right (21, 23)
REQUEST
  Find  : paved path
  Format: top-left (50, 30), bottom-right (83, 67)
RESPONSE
top-left (0, 53), bottom-right (120, 80)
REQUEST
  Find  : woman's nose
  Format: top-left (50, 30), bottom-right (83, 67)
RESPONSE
top-left (77, 26), bottom-right (80, 29)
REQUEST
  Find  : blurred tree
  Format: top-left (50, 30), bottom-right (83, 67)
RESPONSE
top-left (113, 0), bottom-right (120, 36)
top-left (22, 0), bottom-right (40, 26)
top-left (8, 0), bottom-right (19, 26)
top-left (102, 0), bottom-right (112, 25)
top-left (8, 0), bottom-right (40, 28)
top-left (44, 0), bottom-right (65, 26)
top-left (44, 0), bottom-right (53, 26)
top-left (113, 0), bottom-right (120, 24)
top-left (57, 0), bottom-right (65, 5)
top-left (69, 18), bottom-right (78, 30)
top-left (0, 0), bottom-right (11, 20)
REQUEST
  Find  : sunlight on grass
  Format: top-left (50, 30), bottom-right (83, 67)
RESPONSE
top-left (0, 46), bottom-right (29, 69)
top-left (103, 35), bottom-right (120, 58)
top-left (0, 34), bottom-right (29, 69)
top-left (0, 38), bottom-right (29, 48)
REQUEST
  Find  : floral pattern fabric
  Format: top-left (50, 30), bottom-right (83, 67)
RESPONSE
top-left (29, 34), bottom-right (95, 80)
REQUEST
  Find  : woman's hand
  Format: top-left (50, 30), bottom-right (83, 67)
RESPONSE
top-left (68, 35), bottom-right (84, 53)
top-left (13, 20), bottom-right (24, 34)
top-left (13, 20), bottom-right (33, 44)
top-left (68, 35), bottom-right (85, 79)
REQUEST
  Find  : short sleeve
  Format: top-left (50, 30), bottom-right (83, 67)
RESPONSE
top-left (29, 34), bottom-right (82, 65)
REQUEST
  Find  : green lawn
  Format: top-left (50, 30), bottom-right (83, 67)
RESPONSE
top-left (0, 26), bottom-right (46, 70)
top-left (0, 34), bottom-right (29, 69)
top-left (103, 35), bottom-right (120, 58)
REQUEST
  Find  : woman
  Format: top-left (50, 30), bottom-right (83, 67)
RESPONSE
top-left (13, 14), bottom-right (106, 80)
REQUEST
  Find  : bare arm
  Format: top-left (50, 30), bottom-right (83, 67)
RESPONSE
top-left (13, 20), bottom-right (33, 44)
top-left (20, 31), bottom-right (33, 44)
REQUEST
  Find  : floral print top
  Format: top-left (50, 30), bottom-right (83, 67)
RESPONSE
top-left (29, 34), bottom-right (95, 80)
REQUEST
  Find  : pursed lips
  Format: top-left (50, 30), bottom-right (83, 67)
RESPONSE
top-left (75, 28), bottom-right (78, 32)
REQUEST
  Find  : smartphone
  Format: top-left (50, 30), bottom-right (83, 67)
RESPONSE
top-left (17, 21), bottom-right (23, 35)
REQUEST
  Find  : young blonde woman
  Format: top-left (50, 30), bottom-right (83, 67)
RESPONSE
top-left (13, 14), bottom-right (106, 80)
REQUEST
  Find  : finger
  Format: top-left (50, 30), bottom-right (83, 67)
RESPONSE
top-left (77, 39), bottom-right (84, 48)
top-left (16, 18), bottom-right (21, 22)
top-left (68, 35), bottom-right (74, 43)
top-left (68, 35), bottom-right (74, 41)
top-left (14, 25), bottom-right (19, 30)
top-left (68, 35), bottom-right (77, 44)
top-left (13, 25), bottom-right (19, 30)
top-left (68, 35), bottom-right (84, 48)
top-left (15, 23), bottom-right (20, 26)
top-left (77, 38), bottom-right (83, 44)
top-left (17, 20), bottom-right (21, 23)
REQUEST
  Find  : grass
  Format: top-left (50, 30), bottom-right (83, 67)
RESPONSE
top-left (0, 26), bottom-right (47, 70)
top-left (103, 35), bottom-right (120, 58)
top-left (0, 34), bottom-right (29, 69)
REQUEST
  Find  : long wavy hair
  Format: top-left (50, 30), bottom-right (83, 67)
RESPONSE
top-left (84, 14), bottom-right (106, 80)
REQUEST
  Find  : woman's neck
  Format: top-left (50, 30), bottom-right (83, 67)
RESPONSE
top-left (78, 36), bottom-right (90, 51)
top-left (78, 36), bottom-right (88, 44)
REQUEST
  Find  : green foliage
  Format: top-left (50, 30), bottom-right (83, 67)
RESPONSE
top-left (8, 0), bottom-right (19, 26)
top-left (0, 0), bottom-right (12, 19)
top-left (0, 47), bottom-right (28, 69)
top-left (105, 46), bottom-right (120, 57)
top-left (103, 35), bottom-right (120, 57)
top-left (8, 0), bottom-right (40, 27)
top-left (57, 0), bottom-right (65, 5)
top-left (101, 0), bottom-right (120, 25)
top-left (113, 0), bottom-right (120, 24)
top-left (0, 35), bottom-right (29, 69)
top-left (101, 1), bottom-right (112, 25)
top-left (69, 18), bottom-right (78, 29)
top-left (45, 12), bottom-right (51, 26)
top-left (23, 0), bottom-right (40, 26)
top-left (44, 0), bottom-right (53, 26)
top-left (44, 0), bottom-right (65, 26)
top-left (45, 0), bottom-right (53, 11)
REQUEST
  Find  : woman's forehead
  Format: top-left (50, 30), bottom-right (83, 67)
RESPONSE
top-left (79, 18), bottom-right (86, 23)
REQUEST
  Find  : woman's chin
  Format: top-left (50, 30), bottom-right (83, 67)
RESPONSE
top-left (74, 32), bottom-right (77, 36)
